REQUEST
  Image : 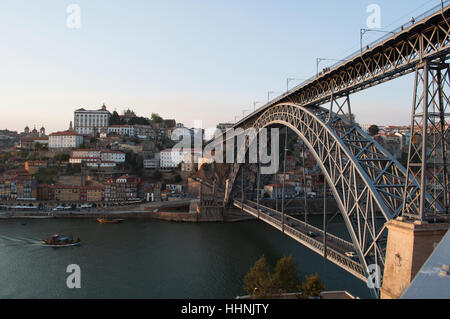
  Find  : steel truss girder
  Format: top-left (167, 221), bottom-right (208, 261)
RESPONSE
top-left (402, 60), bottom-right (449, 220)
top-left (233, 7), bottom-right (450, 129)
top-left (224, 102), bottom-right (423, 293)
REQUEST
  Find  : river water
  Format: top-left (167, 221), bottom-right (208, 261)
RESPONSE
top-left (0, 217), bottom-right (372, 299)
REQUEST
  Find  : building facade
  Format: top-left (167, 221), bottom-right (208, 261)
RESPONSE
top-left (74, 104), bottom-right (111, 135)
top-left (159, 148), bottom-right (202, 168)
top-left (69, 149), bottom-right (125, 168)
top-left (49, 131), bottom-right (83, 149)
top-left (143, 158), bottom-right (159, 170)
top-left (104, 175), bottom-right (141, 201)
top-left (0, 169), bottom-right (37, 200)
top-left (38, 184), bottom-right (104, 202)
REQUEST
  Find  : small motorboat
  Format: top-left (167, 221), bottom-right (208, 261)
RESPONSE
top-left (96, 217), bottom-right (124, 224)
top-left (43, 234), bottom-right (81, 247)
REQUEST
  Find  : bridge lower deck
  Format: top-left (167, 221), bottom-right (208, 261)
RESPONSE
top-left (233, 199), bottom-right (367, 282)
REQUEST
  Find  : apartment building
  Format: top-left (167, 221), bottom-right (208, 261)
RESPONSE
top-left (49, 130), bottom-right (83, 149)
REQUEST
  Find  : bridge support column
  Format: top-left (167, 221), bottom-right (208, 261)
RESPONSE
top-left (328, 93), bottom-right (353, 124)
top-left (380, 218), bottom-right (450, 299)
top-left (402, 60), bottom-right (450, 220)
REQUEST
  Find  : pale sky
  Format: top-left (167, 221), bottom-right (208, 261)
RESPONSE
top-left (0, 0), bottom-right (444, 133)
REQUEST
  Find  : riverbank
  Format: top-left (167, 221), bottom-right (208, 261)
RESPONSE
top-left (0, 209), bottom-right (256, 223)
top-left (0, 197), bottom-right (341, 223)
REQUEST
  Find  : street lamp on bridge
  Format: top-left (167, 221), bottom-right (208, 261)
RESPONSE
top-left (316, 58), bottom-right (344, 77)
top-left (253, 101), bottom-right (263, 111)
top-left (286, 78), bottom-right (305, 92)
top-left (360, 28), bottom-right (395, 53)
top-left (267, 91), bottom-right (281, 102)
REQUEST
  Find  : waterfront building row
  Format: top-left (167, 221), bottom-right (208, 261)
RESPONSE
top-left (0, 169), bottom-right (37, 200)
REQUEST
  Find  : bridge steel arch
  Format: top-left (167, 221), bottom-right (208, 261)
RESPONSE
top-left (224, 102), bottom-right (434, 287)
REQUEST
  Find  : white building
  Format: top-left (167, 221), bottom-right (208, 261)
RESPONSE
top-left (101, 150), bottom-right (126, 163)
top-left (70, 149), bottom-right (102, 160)
top-left (143, 158), bottom-right (160, 169)
top-left (69, 149), bottom-right (125, 166)
top-left (74, 104), bottom-right (111, 135)
top-left (107, 124), bottom-right (155, 139)
top-left (49, 131), bottom-right (83, 149)
top-left (360, 124), bottom-right (373, 133)
top-left (107, 125), bottom-right (135, 136)
top-left (166, 184), bottom-right (183, 192)
top-left (159, 148), bottom-right (202, 168)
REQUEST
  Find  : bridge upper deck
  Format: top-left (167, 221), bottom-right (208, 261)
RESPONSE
top-left (229, 4), bottom-right (450, 131)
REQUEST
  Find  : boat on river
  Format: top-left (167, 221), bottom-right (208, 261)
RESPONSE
top-left (43, 234), bottom-right (81, 247)
top-left (96, 217), bottom-right (125, 224)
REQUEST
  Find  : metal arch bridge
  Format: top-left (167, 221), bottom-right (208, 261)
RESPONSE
top-left (208, 3), bottom-right (450, 296)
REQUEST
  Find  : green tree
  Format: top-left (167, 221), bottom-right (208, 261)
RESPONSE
top-left (54, 153), bottom-right (70, 162)
top-left (272, 255), bottom-right (300, 293)
top-left (368, 125), bottom-right (380, 136)
top-left (129, 116), bottom-right (151, 125)
top-left (151, 113), bottom-right (163, 123)
top-left (109, 111), bottom-right (124, 125)
top-left (300, 274), bottom-right (324, 299)
top-left (243, 255), bottom-right (274, 298)
top-left (35, 167), bottom-right (59, 184)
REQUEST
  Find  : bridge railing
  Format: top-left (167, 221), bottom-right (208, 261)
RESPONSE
top-left (286, 1), bottom-right (450, 95)
top-left (282, 223), bottom-right (364, 277)
top-left (244, 200), bottom-right (355, 252)
top-left (235, 200), bottom-right (366, 279)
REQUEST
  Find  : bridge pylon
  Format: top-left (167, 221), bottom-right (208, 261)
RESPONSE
top-left (381, 59), bottom-right (450, 299)
top-left (402, 59), bottom-right (450, 221)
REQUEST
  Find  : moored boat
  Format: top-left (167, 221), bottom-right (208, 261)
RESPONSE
top-left (96, 217), bottom-right (124, 224)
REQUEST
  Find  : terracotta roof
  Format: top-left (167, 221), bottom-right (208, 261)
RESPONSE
top-left (45, 184), bottom-right (104, 190)
top-left (21, 136), bottom-right (48, 142)
top-left (49, 130), bottom-right (81, 137)
top-left (73, 149), bottom-right (102, 152)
